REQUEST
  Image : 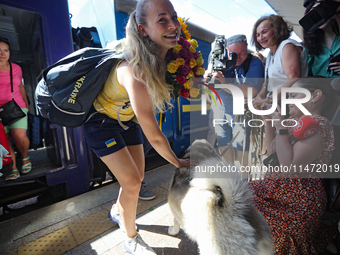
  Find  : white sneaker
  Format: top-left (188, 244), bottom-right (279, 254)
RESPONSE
top-left (108, 210), bottom-right (137, 233)
top-left (124, 233), bottom-right (156, 254)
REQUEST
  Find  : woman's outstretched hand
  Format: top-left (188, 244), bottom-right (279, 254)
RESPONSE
top-left (176, 158), bottom-right (191, 168)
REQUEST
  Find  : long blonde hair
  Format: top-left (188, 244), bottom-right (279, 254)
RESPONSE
top-left (124, 1), bottom-right (173, 112)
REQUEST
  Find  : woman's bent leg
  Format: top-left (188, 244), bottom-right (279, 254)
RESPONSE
top-left (115, 144), bottom-right (145, 214)
top-left (101, 145), bottom-right (143, 238)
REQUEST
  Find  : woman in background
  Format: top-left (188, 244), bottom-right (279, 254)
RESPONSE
top-left (251, 15), bottom-right (308, 108)
top-left (249, 77), bottom-right (339, 254)
top-left (303, 0), bottom-right (340, 77)
top-left (0, 37), bottom-right (31, 181)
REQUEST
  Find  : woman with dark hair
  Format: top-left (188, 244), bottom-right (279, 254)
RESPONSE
top-left (303, 0), bottom-right (340, 77)
top-left (251, 15), bottom-right (308, 108)
top-left (249, 77), bottom-right (340, 254)
top-left (83, 0), bottom-right (189, 254)
top-left (0, 37), bottom-right (31, 181)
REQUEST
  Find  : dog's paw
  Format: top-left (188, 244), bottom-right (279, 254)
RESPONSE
top-left (168, 226), bottom-right (180, 236)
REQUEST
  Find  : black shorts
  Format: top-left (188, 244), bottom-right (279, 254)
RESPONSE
top-left (84, 111), bottom-right (143, 158)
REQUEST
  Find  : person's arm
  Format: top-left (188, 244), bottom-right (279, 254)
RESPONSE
top-left (117, 61), bottom-right (189, 168)
top-left (278, 43), bottom-right (302, 99)
top-left (253, 85), bottom-right (268, 109)
top-left (271, 109), bottom-right (324, 167)
top-left (232, 84), bottom-right (259, 98)
top-left (264, 120), bottom-right (276, 155)
top-left (19, 82), bottom-right (30, 112)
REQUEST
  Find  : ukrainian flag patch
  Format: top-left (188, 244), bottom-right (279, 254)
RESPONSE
top-left (105, 138), bottom-right (117, 148)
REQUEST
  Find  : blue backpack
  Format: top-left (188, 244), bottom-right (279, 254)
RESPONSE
top-left (35, 47), bottom-right (125, 128)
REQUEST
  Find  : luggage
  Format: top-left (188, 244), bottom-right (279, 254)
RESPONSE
top-left (0, 123), bottom-right (12, 166)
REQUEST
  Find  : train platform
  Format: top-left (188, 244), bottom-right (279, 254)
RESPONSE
top-left (0, 164), bottom-right (199, 255)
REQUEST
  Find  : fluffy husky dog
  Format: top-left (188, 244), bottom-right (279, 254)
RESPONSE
top-left (168, 139), bottom-right (273, 255)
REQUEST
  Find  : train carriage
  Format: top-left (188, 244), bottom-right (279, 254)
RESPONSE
top-left (0, 0), bottom-right (214, 216)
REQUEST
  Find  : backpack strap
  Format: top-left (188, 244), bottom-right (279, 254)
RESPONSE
top-left (116, 101), bottom-right (131, 130)
top-left (243, 53), bottom-right (253, 75)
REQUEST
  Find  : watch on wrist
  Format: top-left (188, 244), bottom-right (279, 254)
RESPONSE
top-left (275, 129), bottom-right (288, 135)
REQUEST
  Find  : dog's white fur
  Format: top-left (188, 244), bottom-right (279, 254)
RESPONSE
top-left (168, 139), bottom-right (273, 255)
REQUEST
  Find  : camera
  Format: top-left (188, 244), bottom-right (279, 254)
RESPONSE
top-left (299, 0), bottom-right (340, 33)
top-left (209, 35), bottom-right (237, 73)
top-left (206, 35), bottom-right (237, 85)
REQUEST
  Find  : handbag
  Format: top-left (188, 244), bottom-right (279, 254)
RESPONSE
top-left (323, 178), bottom-right (340, 213)
top-left (0, 62), bottom-right (26, 126)
top-left (263, 152), bottom-right (279, 167)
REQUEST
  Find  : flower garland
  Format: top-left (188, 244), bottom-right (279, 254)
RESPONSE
top-left (165, 18), bottom-right (205, 99)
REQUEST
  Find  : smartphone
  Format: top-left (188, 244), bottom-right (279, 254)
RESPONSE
top-left (327, 54), bottom-right (340, 73)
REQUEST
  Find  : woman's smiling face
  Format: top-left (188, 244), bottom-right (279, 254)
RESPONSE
top-left (256, 20), bottom-right (276, 50)
top-left (138, 0), bottom-right (181, 58)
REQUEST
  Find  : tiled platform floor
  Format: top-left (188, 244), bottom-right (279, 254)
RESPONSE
top-left (1, 164), bottom-right (195, 255)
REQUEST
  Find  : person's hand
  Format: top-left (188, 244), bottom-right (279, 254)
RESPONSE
top-left (328, 62), bottom-right (340, 75)
top-left (259, 101), bottom-right (273, 120)
top-left (253, 96), bottom-right (269, 110)
top-left (271, 105), bottom-right (286, 130)
top-left (176, 158), bottom-right (190, 169)
top-left (204, 69), bottom-right (212, 78)
top-left (209, 71), bottom-right (225, 85)
top-left (213, 71), bottom-right (224, 78)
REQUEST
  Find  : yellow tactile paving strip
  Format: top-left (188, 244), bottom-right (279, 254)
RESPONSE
top-left (68, 209), bottom-right (115, 244)
top-left (18, 227), bottom-right (78, 255)
top-left (11, 185), bottom-right (170, 255)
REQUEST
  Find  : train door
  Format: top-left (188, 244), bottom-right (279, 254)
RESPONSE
top-left (0, 0), bottom-right (96, 213)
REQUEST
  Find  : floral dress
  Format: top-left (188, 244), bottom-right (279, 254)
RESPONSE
top-left (248, 116), bottom-right (337, 254)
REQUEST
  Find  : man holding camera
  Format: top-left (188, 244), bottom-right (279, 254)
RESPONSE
top-left (206, 34), bottom-right (264, 166)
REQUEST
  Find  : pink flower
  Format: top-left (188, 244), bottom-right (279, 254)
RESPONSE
top-left (182, 40), bottom-right (191, 50)
top-left (178, 37), bottom-right (185, 44)
top-left (193, 52), bottom-right (200, 59)
top-left (180, 88), bottom-right (190, 99)
top-left (178, 64), bottom-right (191, 76)
top-left (166, 49), bottom-right (174, 59)
top-left (180, 48), bottom-right (189, 57)
top-left (183, 54), bottom-right (192, 62)
top-left (176, 75), bottom-right (187, 85)
top-left (173, 54), bottom-right (181, 59)
top-left (192, 65), bottom-right (198, 73)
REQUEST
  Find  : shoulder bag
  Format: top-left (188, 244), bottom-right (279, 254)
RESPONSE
top-left (0, 62), bottom-right (26, 126)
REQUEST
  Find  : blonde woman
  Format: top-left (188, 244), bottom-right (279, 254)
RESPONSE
top-left (83, 0), bottom-right (189, 254)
